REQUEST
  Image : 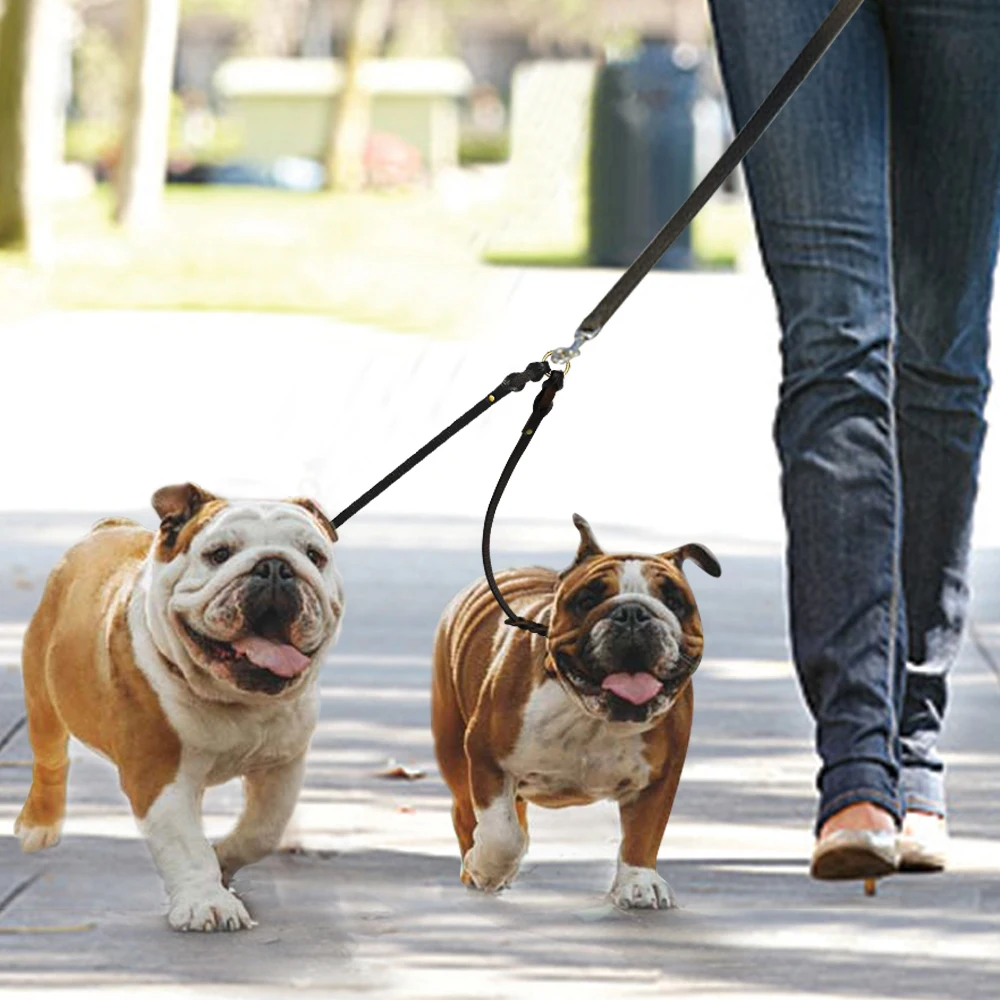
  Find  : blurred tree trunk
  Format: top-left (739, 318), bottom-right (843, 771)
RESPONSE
top-left (391, 0), bottom-right (449, 57)
top-left (250, 0), bottom-right (310, 56)
top-left (0, 0), bottom-right (58, 257)
top-left (325, 0), bottom-right (393, 192)
top-left (113, 0), bottom-right (181, 231)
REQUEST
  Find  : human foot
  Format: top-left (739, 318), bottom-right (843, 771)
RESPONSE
top-left (899, 811), bottom-right (948, 872)
top-left (811, 802), bottom-right (900, 881)
top-left (818, 801), bottom-right (896, 839)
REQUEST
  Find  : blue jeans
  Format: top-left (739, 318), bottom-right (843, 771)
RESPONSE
top-left (707, 0), bottom-right (1000, 832)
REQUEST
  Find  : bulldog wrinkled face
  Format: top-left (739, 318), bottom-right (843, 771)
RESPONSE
top-left (145, 483), bottom-right (343, 702)
top-left (547, 514), bottom-right (720, 725)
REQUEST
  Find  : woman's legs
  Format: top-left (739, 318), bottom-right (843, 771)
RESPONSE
top-left (707, 0), bottom-right (905, 832)
top-left (885, 0), bottom-right (1000, 821)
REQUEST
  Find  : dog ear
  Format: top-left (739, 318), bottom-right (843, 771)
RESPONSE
top-left (287, 497), bottom-right (338, 543)
top-left (571, 513), bottom-right (604, 564)
top-left (152, 483), bottom-right (219, 548)
top-left (663, 543), bottom-right (721, 578)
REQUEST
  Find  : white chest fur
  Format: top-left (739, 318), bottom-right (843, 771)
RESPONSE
top-left (178, 691), bottom-right (318, 786)
top-left (502, 680), bottom-right (653, 804)
top-left (129, 595), bottom-right (317, 786)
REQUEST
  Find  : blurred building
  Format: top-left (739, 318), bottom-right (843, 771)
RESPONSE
top-left (73, 0), bottom-right (712, 108)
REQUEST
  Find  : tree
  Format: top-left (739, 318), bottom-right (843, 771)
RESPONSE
top-left (113, 0), bottom-right (181, 231)
top-left (325, 0), bottom-right (393, 192)
top-left (0, 0), bottom-right (60, 258)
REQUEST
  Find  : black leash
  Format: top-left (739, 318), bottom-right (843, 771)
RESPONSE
top-left (332, 0), bottom-right (864, 635)
top-left (481, 371), bottom-right (564, 635)
top-left (331, 361), bottom-right (553, 529)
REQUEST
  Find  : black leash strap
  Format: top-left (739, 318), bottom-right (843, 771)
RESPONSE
top-left (331, 361), bottom-right (551, 529)
top-left (553, 0), bottom-right (865, 363)
top-left (481, 371), bottom-right (564, 636)
top-left (331, 0), bottom-right (865, 634)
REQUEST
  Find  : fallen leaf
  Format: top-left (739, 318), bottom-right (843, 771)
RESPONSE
top-left (377, 758), bottom-right (426, 781)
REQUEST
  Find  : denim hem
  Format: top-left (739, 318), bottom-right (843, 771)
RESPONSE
top-left (816, 760), bottom-right (903, 834)
top-left (901, 765), bottom-right (947, 818)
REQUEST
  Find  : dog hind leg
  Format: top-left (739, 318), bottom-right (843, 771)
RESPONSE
top-left (15, 632), bottom-right (70, 853)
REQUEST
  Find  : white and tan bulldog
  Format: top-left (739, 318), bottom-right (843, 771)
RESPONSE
top-left (432, 514), bottom-right (720, 909)
top-left (14, 483), bottom-right (344, 932)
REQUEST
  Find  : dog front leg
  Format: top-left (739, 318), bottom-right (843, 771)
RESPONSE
top-left (138, 774), bottom-right (255, 932)
top-left (611, 689), bottom-right (692, 911)
top-left (214, 754), bottom-right (306, 884)
top-left (462, 732), bottom-right (526, 892)
top-left (611, 773), bottom-right (680, 910)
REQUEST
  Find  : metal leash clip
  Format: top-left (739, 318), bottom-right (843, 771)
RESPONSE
top-left (542, 325), bottom-right (600, 371)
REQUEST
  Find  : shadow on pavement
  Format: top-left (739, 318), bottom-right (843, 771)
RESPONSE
top-left (1, 514), bottom-right (999, 998)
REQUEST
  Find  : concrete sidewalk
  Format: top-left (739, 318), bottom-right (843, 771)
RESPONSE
top-left (5, 269), bottom-right (1000, 550)
top-left (1, 514), bottom-right (999, 999)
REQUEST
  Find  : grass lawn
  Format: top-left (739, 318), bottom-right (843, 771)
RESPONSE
top-left (0, 185), bottom-right (495, 335)
top-left (0, 182), bottom-right (754, 334)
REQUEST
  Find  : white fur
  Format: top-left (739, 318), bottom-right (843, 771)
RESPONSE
top-left (16, 821), bottom-right (62, 853)
top-left (609, 860), bottom-right (677, 910)
top-left (140, 775), bottom-right (256, 932)
top-left (124, 500), bottom-right (340, 931)
top-left (215, 754), bottom-right (307, 878)
top-left (619, 559), bottom-right (654, 597)
top-left (130, 593), bottom-right (320, 777)
top-left (127, 595), bottom-right (319, 932)
top-left (144, 500), bottom-right (343, 706)
top-left (503, 680), bottom-right (653, 803)
top-left (463, 785), bottom-right (527, 891)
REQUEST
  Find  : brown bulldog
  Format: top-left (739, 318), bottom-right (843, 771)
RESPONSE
top-left (15, 484), bottom-right (344, 931)
top-left (432, 515), bottom-right (720, 908)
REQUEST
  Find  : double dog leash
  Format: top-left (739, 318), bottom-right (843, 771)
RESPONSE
top-left (332, 0), bottom-right (866, 636)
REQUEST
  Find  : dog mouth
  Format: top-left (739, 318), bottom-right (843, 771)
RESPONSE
top-left (554, 649), bottom-right (694, 718)
top-left (599, 671), bottom-right (664, 705)
top-left (180, 616), bottom-right (316, 694)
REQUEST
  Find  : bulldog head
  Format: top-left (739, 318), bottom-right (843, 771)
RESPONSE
top-left (143, 483), bottom-right (344, 703)
top-left (546, 514), bottom-right (720, 724)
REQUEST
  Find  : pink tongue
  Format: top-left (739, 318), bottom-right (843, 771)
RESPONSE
top-left (601, 672), bottom-right (663, 705)
top-left (231, 637), bottom-right (311, 678)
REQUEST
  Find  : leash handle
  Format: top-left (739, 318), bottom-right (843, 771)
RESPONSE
top-left (482, 370), bottom-right (565, 636)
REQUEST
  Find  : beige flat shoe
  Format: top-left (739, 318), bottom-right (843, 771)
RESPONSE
top-left (810, 829), bottom-right (901, 881)
top-left (899, 813), bottom-right (948, 873)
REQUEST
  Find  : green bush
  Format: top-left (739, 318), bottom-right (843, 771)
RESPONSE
top-left (458, 130), bottom-right (510, 166)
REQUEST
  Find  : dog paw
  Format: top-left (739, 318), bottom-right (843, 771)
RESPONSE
top-left (461, 847), bottom-right (520, 893)
top-left (168, 885), bottom-right (256, 932)
top-left (609, 864), bottom-right (677, 910)
top-left (15, 819), bottom-right (62, 853)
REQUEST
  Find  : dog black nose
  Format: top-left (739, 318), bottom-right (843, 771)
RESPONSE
top-left (610, 602), bottom-right (651, 627)
top-left (252, 557), bottom-right (294, 582)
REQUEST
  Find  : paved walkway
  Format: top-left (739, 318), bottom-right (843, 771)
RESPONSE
top-left (3, 269), bottom-right (1000, 550)
top-left (1, 514), bottom-right (998, 999)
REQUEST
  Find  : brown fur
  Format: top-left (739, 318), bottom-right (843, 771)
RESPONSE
top-left (15, 524), bottom-right (182, 834)
top-left (286, 497), bottom-right (338, 543)
top-left (549, 553), bottom-right (707, 677)
top-left (151, 482), bottom-right (222, 560)
top-left (156, 500), bottom-right (229, 561)
top-left (432, 567), bottom-right (553, 844)
top-left (432, 557), bottom-right (698, 880)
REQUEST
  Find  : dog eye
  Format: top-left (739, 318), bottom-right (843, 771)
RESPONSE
top-left (661, 586), bottom-right (688, 616)
top-left (306, 546), bottom-right (327, 569)
top-left (575, 585), bottom-right (605, 612)
top-left (206, 546), bottom-right (231, 565)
